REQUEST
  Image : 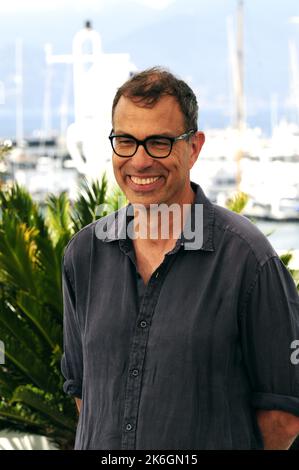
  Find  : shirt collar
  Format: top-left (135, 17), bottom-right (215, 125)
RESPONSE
top-left (98, 180), bottom-right (215, 252)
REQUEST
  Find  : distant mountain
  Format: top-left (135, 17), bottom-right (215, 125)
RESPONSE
top-left (0, 0), bottom-right (299, 138)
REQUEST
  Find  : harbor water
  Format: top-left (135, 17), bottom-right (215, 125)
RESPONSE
top-left (255, 220), bottom-right (299, 268)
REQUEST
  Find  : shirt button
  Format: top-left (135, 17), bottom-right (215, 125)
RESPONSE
top-left (140, 320), bottom-right (147, 328)
top-left (155, 271), bottom-right (159, 278)
top-left (132, 369), bottom-right (139, 376)
top-left (126, 423), bottom-right (133, 431)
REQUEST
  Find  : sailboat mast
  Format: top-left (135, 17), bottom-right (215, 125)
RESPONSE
top-left (235, 0), bottom-right (245, 190)
top-left (15, 38), bottom-right (24, 146)
top-left (236, 0), bottom-right (245, 131)
top-left (289, 40), bottom-right (299, 125)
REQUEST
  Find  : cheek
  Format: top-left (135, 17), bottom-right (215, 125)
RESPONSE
top-left (112, 160), bottom-right (129, 188)
top-left (172, 152), bottom-right (189, 173)
top-left (112, 157), bottom-right (122, 175)
top-left (181, 150), bottom-right (194, 171)
top-left (112, 162), bottom-right (123, 186)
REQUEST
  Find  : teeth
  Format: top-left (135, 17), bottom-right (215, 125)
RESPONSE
top-left (130, 176), bottom-right (160, 185)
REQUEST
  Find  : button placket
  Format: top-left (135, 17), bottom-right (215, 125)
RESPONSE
top-left (121, 257), bottom-right (175, 449)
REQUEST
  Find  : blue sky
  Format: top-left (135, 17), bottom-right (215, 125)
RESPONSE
top-left (0, 0), bottom-right (175, 11)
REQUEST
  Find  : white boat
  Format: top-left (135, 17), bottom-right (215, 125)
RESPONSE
top-left (193, 2), bottom-right (299, 220)
top-left (5, 136), bottom-right (79, 202)
top-left (240, 121), bottom-right (299, 219)
top-left (2, 20), bottom-right (137, 201)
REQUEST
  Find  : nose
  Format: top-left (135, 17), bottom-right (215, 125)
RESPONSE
top-left (130, 143), bottom-right (154, 171)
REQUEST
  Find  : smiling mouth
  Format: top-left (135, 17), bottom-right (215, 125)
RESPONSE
top-left (129, 176), bottom-right (162, 185)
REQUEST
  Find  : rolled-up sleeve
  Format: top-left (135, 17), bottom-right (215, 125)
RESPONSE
top-left (240, 255), bottom-right (299, 417)
top-left (61, 258), bottom-right (83, 399)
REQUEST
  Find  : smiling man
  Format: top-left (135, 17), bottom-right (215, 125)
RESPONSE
top-left (111, 93), bottom-right (201, 208)
top-left (61, 67), bottom-right (299, 450)
top-left (110, 86), bottom-right (205, 281)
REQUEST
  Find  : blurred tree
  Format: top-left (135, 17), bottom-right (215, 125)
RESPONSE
top-left (0, 174), bottom-right (126, 449)
top-left (0, 141), bottom-right (12, 160)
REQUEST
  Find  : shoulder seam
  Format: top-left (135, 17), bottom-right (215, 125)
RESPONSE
top-left (214, 217), bottom-right (275, 267)
top-left (62, 206), bottom-right (123, 257)
top-left (239, 254), bottom-right (280, 317)
top-left (63, 219), bottom-right (98, 256)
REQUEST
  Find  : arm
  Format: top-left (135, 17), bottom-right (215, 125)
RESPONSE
top-left (75, 398), bottom-right (82, 414)
top-left (257, 409), bottom-right (299, 450)
top-left (61, 260), bottom-right (83, 403)
top-left (240, 256), bottom-right (299, 450)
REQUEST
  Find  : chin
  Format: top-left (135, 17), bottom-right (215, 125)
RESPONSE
top-left (129, 197), bottom-right (155, 207)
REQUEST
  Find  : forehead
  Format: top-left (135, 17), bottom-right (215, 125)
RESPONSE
top-left (113, 95), bottom-right (185, 135)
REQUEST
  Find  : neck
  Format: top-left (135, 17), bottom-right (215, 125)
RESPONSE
top-left (131, 185), bottom-right (195, 248)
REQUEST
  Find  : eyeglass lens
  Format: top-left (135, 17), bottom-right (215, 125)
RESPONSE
top-left (111, 136), bottom-right (172, 158)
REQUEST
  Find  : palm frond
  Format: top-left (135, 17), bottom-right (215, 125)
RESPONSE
top-left (16, 291), bottom-right (62, 350)
top-left (0, 183), bottom-right (46, 235)
top-left (0, 327), bottom-right (57, 393)
top-left (71, 173), bottom-right (109, 232)
top-left (0, 218), bottom-right (38, 293)
top-left (0, 404), bottom-right (48, 435)
top-left (106, 184), bottom-right (128, 213)
top-left (45, 192), bottom-right (73, 246)
top-left (0, 297), bottom-right (44, 357)
top-left (10, 385), bottom-right (76, 431)
top-left (0, 178), bottom-right (120, 448)
top-left (280, 251), bottom-right (293, 267)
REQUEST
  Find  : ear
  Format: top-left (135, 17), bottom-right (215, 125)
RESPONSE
top-left (189, 131), bottom-right (205, 169)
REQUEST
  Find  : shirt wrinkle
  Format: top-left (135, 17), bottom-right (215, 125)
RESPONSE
top-left (239, 255), bottom-right (283, 317)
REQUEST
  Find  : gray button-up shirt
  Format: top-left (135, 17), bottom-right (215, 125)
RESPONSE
top-left (61, 181), bottom-right (299, 450)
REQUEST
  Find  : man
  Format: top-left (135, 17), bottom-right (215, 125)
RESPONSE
top-left (61, 67), bottom-right (299, 450)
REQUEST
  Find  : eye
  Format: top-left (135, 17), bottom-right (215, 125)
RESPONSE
top-left (148, 137), bottom-right (170, 148)
top-left (114, 137), bottom-right (135, 146)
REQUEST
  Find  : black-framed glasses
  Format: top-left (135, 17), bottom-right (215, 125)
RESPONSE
top-left (108, 129), bottom-right (195, 158)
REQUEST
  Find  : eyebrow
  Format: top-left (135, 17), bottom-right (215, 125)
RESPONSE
top-left (113, 130), bottom-right (133, 136)
top-left (113, 130), bottom-right (177, 137)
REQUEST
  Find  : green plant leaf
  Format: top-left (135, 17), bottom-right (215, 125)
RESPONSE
top-left (71, 173), bottom-right (109, 232)
top-left (10, 385), bottom-right (76, 431)
top-left (225, 191), bottom-right (249, 214)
